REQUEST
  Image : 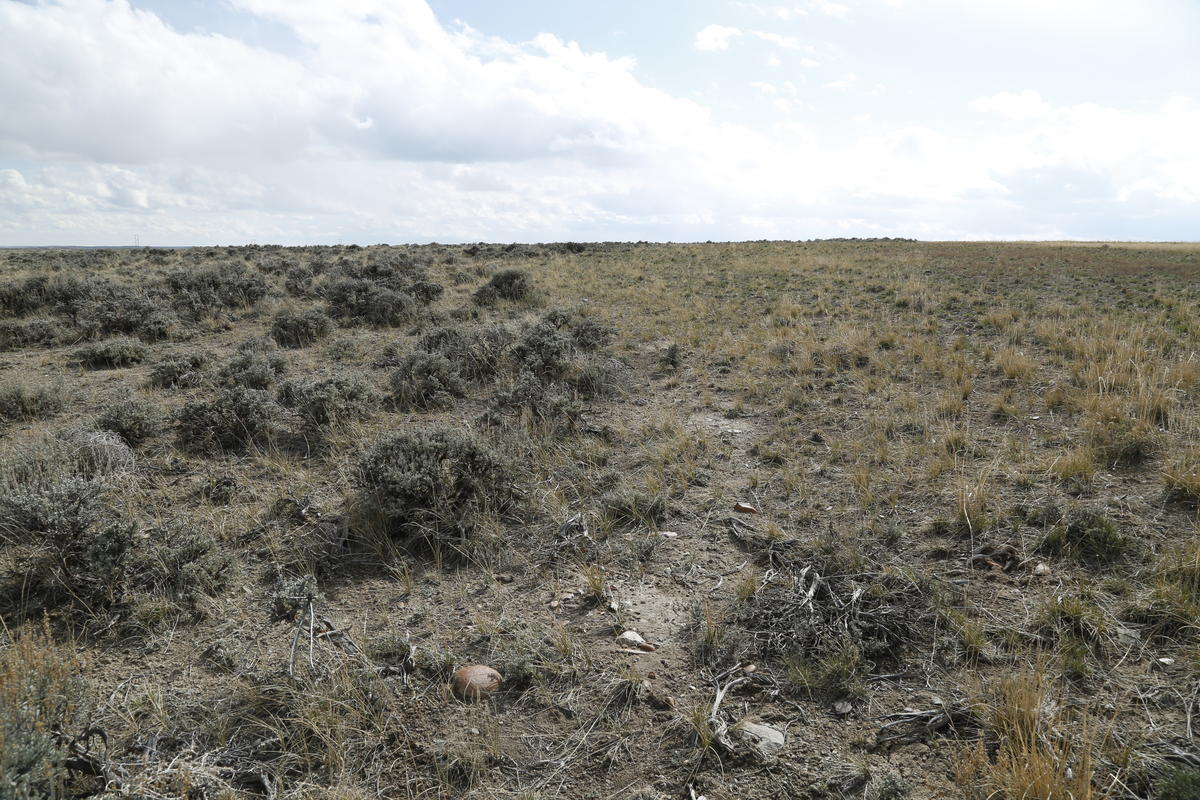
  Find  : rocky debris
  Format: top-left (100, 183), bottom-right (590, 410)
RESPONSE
top-left (731, 718), bottom-right (786, 760)
top-left (833, 699), bottom-right (853, 716)
top-left (451, 665), bottom-right (503, 701)
top-left (616, 630), bottom-right (657, 652)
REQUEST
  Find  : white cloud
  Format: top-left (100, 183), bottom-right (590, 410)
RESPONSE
top-left (693, 24), bottom-right (744, 52)
top-left (0, 0), bottom-right (1195, 244)
top-left (970, 90), bottom-right (1052, 120)
top-left (823, 73), bottom-right (858, 90)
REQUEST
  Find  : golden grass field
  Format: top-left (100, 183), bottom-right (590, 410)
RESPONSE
top-left (2, 240), bottom-right (1199, 799)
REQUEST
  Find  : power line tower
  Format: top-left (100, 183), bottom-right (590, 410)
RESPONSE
top-left (134, 233), bottom-right (141, 248)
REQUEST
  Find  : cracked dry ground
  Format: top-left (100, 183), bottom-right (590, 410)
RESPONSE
top-left (3, 240), bottom-right (1200, 799)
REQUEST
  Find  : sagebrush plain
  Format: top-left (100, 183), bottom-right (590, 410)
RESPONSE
top-left (2, 240), bottom-right (1199, 800)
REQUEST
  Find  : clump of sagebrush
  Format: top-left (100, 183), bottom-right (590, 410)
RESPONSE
top-left (483, 370), bottom-right (580, 431)
top-left (0, 318), bottom-right (62, 351)
top-left (74, 335), bottom-right (148, 368)
top-left (76, 284), bottom-right (177, 341)
top-left (221, 338), bottom-right (289, 389)
top-left (1038, 507), bottom-right (1131, 563)
top-left (0, 273), bottom-right (88, 315)
top-left (270, 307), bottom-right (334, 348)
top-left (473, 268), bottom-right (533, 305)
top-left (0, 474), bottom-right (136, 614)
top-left (0, 629), bottom-right (92, 800)
top-left (175, 386), bottom-right (288, 453)
top-left (149, 350), bottom-right (209, 389)
top-left (388, 351), bottom-right (466, 411)
top-left (354, 428), bottom-right (519, 542)
top-left (164, 260), bottom-right (268, 317)
top-left (277, 374), bottom-right (377, 430)
top-left (417, 323), bottom-right (512, 381)
top-left (542, 308), bottom-right (615, 352)
top-left (131, 522), bottom-right (234, 616)
top-left (323, 277), bottom-right (419, 327)
top-left (96, 397), bottom-right (162, 447)
top-left (0, 383), bottom-right (63, 423)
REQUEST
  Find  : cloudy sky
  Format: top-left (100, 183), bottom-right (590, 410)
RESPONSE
top-left (0, 0), bottom-right (1196, 245)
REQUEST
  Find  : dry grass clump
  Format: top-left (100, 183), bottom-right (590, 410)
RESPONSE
top-left (956, 670), bottom-right (1102, 800)
top-left (1162, 448), bottom-right (1200, 505)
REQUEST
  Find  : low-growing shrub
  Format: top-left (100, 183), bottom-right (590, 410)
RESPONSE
top-left (0, 475), bottom-right (136, 612)
top-left (221, 339), bottom-right (288, 389)
top-left (277, 374), bottom-right (377, 430)
top-left (149, 351), bottom-right (209, 389)
top-left (0, 630), bottom-right (91, 799)
top-left (1038, 507), bottom-right (1130, 563)
top-left (513, 319), bottom-right (576, 378)
top-left (76, 285), bottom-right (176, 341)
top-left (325, 277), bottom-right (418, 327)
top-left (484, 370), bottom-right (580, 430)
top-left (0, 318), bottom-right (62, 351)
top-left (132, 523), bottom-right (234, 614)
top-left (417, 324), bottom-right (511, 381)
top-left (473, 269), bottom-right (532, 304)
top-left (354, 428), bottom-right (519, 541)
top-left (165, 261), bottom-right (268, 317)
top-left (388, 352), bottom-right (466, 410)
top-left (74, 336), bottom-right (148, 368)
top-left (270, 307), bottom-right (334, 348)
top-left (96, 397), bottom-right (162, 447)
top-left (176, 387), bottom-right (287, 452)
top-left (0, 383), bottom-right (64, 423)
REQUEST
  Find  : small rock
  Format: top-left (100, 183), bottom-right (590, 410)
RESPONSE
top-left (742, 663), bottom-right (757, 675)
top-left (549, 600), bottom-right (560, 610)
top-left (451, 665), bottom-right (503, 701)
top-left (833, 699), bottom-right (853, 716)
top-left (658, 530), bottom-right (679, 538)
top-left (734, 502), bottom-right (759, 514)
top-left (1153, 657), bottom-right (1176, 670)
top-left (1033, 562), bottom-right (1051, 576)
top-left (616, 630), bottom-right (657, 652)
top-left (731, 719), bottom-right (786, 759)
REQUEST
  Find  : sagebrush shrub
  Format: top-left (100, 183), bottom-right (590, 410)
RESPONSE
top-left (0, 383), bottom-right (63, 423)
top-left (277, 374), bottom-right (377, 430)
top-left (418, 324), bottom-right (511, 381)
top-left (0, 475), bottom-right (136, 612)
top-left (513, 319), bottom-right (576, 378)
top-left (473, 269), bottom-right (532, 304)
top-left (0, 318), bottom-right (62, 351)
top-left (221, 339), bottom-right (288, 389)
top-left (165, 261), bottom-right (268, 317)
top-left (74, 336), bottom-right (148, 368)
top-left (76, 285), bottom-right (176, 341)
top-left (270, 307), bottom-right (334, 348)
top-left (484, 370), bottom-right (580, 430)
top-left (354, 428), bottom-right (518, 540)
top-left (149, 351), bottom-right (209, 389)
top-left (175, 387), bottom-right (287, 452)
top-left (324, 277), bottom-right (418, 327)
top-left (133, 524), bottom-right (234, 613)
top-left (388, 351), bottom-right (466, 410)
top-left (96, 397), bottom-right (162, 447)
top-left (0, 631), bottom-right (90, 799)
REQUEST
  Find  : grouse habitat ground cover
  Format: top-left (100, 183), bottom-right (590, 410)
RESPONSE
top-left (2, 240), bottom-right (1199, 799)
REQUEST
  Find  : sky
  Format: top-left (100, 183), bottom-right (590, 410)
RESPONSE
top-left (0, 0), bottom-right (1197, 245)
